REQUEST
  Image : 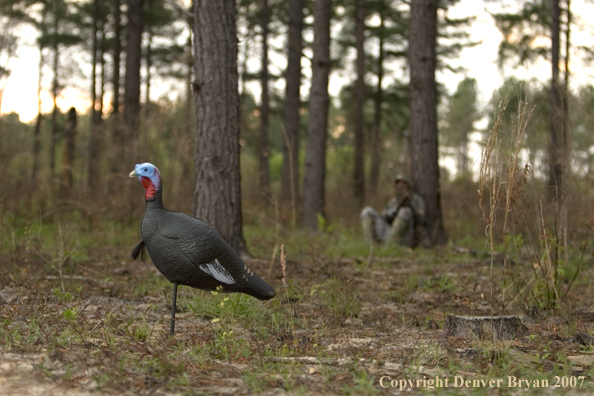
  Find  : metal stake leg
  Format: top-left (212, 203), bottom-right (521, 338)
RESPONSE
top-left (170, 283), bottom-right (177, 335)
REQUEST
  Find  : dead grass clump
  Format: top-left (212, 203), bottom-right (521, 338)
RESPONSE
top-left (478, 87), bottom-right (589, 316)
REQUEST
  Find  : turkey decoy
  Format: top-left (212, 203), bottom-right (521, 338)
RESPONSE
top-left (129, 163), bottom-right (275, 335)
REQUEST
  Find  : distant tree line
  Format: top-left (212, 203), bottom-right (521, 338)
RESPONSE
top-left (0, 0), bottom-right (593, 253)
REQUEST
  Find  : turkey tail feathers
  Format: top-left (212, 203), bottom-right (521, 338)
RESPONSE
top-left (131, 241), bottom-right (148, 261)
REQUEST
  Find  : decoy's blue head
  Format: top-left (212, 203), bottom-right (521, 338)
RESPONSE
top-left (129, 162), bottom-right (161, 200)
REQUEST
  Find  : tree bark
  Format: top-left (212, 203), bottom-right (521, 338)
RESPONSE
top-left (353, 0), bottom-right (366, 206)
top-left (124, 0), bottom-right (144, 163)
top-left (369, 14), bottom-right (384, 199)
top-left (182, 22), bottom-right (193, 181)
top-left (100, 13), bottom-right (106, 118)
top-left (564, 0), bottom-right (570, 135)
top-left (549, 0), bottom-right (569, 202)
top-left (32, 42), bottom-right (45, 184)
top-left (564, 0), bottom-right (571, 103)
top-left (50, 13), bottom-right (60, 183)
top-left (192, 0), bottom-right (248, 256)
top-left (408, 0), bottom-right (446, 245)
top-left (258, 0), bottom-right (271, 199)
top-left (111, 0), bottom-right (122, 114)
top-left (280, 0), bottom-right (304, 212)
top-left (144, 3), bottom-right (152, 121)
top-left (548, 0), bottom-right (567, 201)
top-left (60, 107), bottom-right (77, 198)
top-left (142, 21), bottom-right (152, 158)
top-left (88, 0), bottom-right (102, 192)
top-left (110, 0), bottom-right (124, 174)
top-left (302, 0), bottom-right (331, 230)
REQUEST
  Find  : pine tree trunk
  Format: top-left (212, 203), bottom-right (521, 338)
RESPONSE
top-left (192, 0), bottom-right (248, 256)
top-left (560, 0), bottom-right (571, 264)
top-left (142, 24), bottom-right (152, 158)
top-left (280, 0), bottom-right (304, 212)
top-left (564, 0), bottom-right (571, 123)
top-left (564, 0), bottom-right (571, 136)
top-left (408, 0), bottom-right (446, 245)
top-left (239, 28), bottom-right (251, 101)
top-left (32, 115), bottom-right (42, 183)
top-left (239, 26), bottom-right (251, 146)
top-left (111, 0), bottom-right (121, 114)
top-left (88, 0), bottom-right (101, 192)
top-left (32, 44), bottom-right (44, 183)
top-left (369, 15), bottom-right (384, 199)
top-left (144, 25), bottom-right (152, 119)
top-left (97, 16), bottom-right (106, 189)
top-left (302, 0), bottom-right (331, 230)
top-left (182, 24), bottom-right (193, 181)
top-left (548, 0), bottom-right (566, 201)
top-left (124, 0), bottom-right (143, 163)
top-left (353, 0), bottom-right (366, 206)
top-left (50, 22), bottom-right (60, 184)
top-left (110, 0), bottom-right (123, 174)
top-left (258, 0), bottom-right (271, 199)
top-left (60, 107), bottom-right (77, 198)
top-left (100, 15), bottom-right (106, 117)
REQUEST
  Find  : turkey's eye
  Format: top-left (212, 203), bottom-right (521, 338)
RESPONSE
top-left (143, 168), bottom-right (148, 172)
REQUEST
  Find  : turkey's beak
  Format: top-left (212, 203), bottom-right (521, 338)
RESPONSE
top-left (129, 170), bottom-right (138, 178)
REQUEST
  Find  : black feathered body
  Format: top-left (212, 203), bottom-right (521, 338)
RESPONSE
top-left (135, 190), bottom-right (275, 301)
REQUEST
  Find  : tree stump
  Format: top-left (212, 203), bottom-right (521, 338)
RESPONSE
top-left (574, 332), bottom-right (594, 346)
top-left (444, 315), bottom-right (527, 340)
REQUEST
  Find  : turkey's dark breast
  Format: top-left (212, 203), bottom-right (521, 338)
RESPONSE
top-left (140, 208), bottom-right (274, 300)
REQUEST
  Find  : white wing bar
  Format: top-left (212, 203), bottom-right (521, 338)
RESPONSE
top-left (199, 259), bottom-right (236, 285)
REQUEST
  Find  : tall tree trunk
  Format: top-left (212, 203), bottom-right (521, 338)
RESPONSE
top-left (32, 43), bottom-right (45, 184)
top-left (142, 23), bottom-right (152, 158)
top-left (238, 25), bottom-right (251, 148)
top-left (60, 107), bottom-right (76, 198)
top-left (239, 27), bottom-right (252, 100)
top-left (564, 0), bottom-right (570, 127)
top-left (560, 0), bottom-right (571, 262)
top-left (302, 0), bottom-right (331, 230)
top-left (110, 0), bottom-right (123, 174)
top-left (369, 14), bottom-right (384, 199)
top-left (100, 15), bottom-right (106, 118)
top-left (353, 0), bottom-right (366, 206)
top-left (408, 0), bottom-right (446, 245)
top-left (124, 0), bottom-right (144, 163)
top-left (182, 24), bottom-right (193, 181)
top-left (549, 0), bottom-right (564, 201)
top-left (280, 0), bottom-right (304, 213)
top-left (50, 17), bottom-right (60, 184)
top-left (258, 0), bottom-right (271, 199)
top-left (144, 25), bottom-right (152, 119)
top-left (88, 0), bottom-right (101, 192)
top-left (97, 15), bottom-right (106, 187)
top-left (112, 0), bottom-right (121, 114)
top-left (563, 0), bottom-right (570, 186)
top-left (192, 0), bottom-right (248, 256)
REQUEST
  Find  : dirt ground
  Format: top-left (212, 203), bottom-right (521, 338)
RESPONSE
top-left (2, 240), bottom-right (594, 395)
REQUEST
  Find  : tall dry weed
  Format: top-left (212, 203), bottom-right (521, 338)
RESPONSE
top-left (478, 86), bottom-right (586, 314)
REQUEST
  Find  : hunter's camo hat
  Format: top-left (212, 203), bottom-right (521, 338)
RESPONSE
top-left (394, 175), bottom-right (412, 186)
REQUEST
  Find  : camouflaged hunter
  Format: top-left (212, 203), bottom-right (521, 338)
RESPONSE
top-left (361, 175), bottom-right (430, 248)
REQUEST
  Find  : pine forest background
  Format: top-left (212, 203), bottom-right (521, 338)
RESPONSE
top-left (1, 0), bottom-right (594, 249)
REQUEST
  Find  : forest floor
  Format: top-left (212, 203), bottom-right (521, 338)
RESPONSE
top-left (1, 220), bottom-right (594, 395)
